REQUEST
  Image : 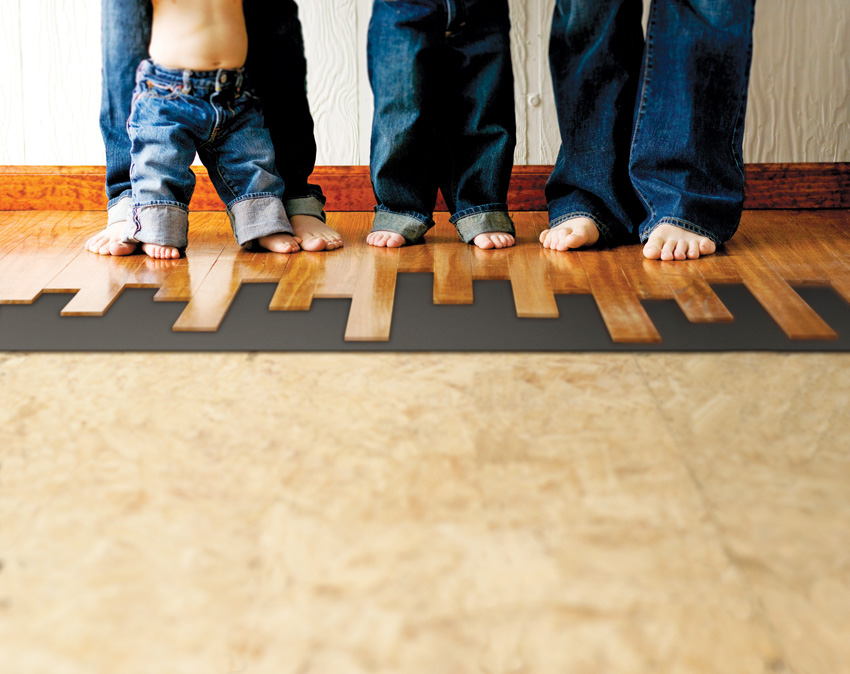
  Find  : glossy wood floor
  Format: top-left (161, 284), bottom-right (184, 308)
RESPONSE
top-left (1, 209), bottom-right (849, 343)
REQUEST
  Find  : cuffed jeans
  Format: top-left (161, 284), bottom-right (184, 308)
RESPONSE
top-left (126, 61), bottom-right (292, 249)
top-left (100, 0), bottom-right (325, 227)
top-left (546, 0), bottom-right (756, 246)
top-left (367, 0), bottom-right (516, 244)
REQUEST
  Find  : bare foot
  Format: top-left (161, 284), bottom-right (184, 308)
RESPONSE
top-left (257, 232), bottom-right (301, 254)
top-left (472, 232), bottom-right (515, 250)
top-left (85, 221), bottom-right (137, 256)
top-left (539, 217), bottom-right (600, 251)
top-left (643, 224), bottom-right (716, 261)
top-left (141, 243), bottom-right (180, 259)
top-left (290, 215), bottom-right (343, 251)
top-left (366, 231), bottom-right (406, 248)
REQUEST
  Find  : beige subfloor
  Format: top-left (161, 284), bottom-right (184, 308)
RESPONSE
top-left (0, 352), bottom-right (848, 674)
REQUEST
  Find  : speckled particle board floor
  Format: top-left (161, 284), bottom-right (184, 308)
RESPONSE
top-left (1, 352), bottom-right (849, 674)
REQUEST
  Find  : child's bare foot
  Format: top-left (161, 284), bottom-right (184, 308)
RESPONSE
top-left (290, 215), bottom-right (343, 251)
top-left (257, 233), bottom-right (301, 254)
top-left (643, 224), bottom-right (716, 261)
top-left (85, 222), bottom-right (137, 256)
top-left (366, 231), bottom-right (406, 248)
top-left (539, 217), bottom-right (600, 251)
top-left (142, 243), bottom-right (180, 259)
top-left (472, 232), bottom-right (515, 249)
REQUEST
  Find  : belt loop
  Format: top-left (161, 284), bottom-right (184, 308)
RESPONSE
top-left (215, 68), bottom-right (223, 92)
top-left (182, 69), bottom-right (192, 95)
top-left (236, 69), bottom-right (243, 93)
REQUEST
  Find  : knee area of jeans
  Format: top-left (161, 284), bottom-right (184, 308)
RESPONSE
top-left (684, 0), bottom-right (753, 29)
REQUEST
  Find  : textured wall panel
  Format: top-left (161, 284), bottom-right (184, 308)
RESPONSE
top-left (19, 0), bottom-right (101, 165)
top-left (745, 0), bottom-right (850, 162)
top-left (0, 0), bottom-right (26, 163)
top-left (297, 0), bottom-right (361, 165)
top-left (4, 0), bottom-right (849, 165)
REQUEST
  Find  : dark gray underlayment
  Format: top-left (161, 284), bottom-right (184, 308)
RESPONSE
top-left (1, 274), bottom-right (848, 351)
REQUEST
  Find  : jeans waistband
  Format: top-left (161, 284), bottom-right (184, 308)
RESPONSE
top-left (136, 58), bottom-right (247, 95)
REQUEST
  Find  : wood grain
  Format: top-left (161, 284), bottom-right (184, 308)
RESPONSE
top-left (3, 165), bottom-right (848, 211)
top-left (1, 209), bottom-right (849, 344)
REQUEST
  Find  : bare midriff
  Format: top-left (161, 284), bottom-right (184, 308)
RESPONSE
top-left (148, 0), bottom-right (247, 71)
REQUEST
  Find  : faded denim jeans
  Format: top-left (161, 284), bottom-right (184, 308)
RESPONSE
top-left (100, 0), bottom-right (325, 228)
top-left (367, 0), bottom-right (516, 243)
top-left (125, 60), bottom-right (292, 249)
top-left (547, 0), bottom-right (757, 246)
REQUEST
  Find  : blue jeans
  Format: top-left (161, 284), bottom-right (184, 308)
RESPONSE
top-left (367, 0), bottom-right (516, 244)
top-left (100, 0), bottom-right (325, 227)
top-left (547, 0), bottom-right (756, 246)
top-left (125, 60), bottom-right (292, 249)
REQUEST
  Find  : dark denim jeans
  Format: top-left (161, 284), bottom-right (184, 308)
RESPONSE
top-left (546, 0), bottom-right (756, 246)
top-left (367, 0), bottom-right (516, 243)
top-left (100, 0), bottom-right (325, 227)
top-left (126, 61), bottom-right (292, 249)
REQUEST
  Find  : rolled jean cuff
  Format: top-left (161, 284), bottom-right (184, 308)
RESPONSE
top-left (125, 203), bottom-right (189, 248)
top-left (640, 217), bottom-right (724, 246)
top-left (228, 194), bottom-right (294, 247)
top-left (371, 207), bottom-right (433, 244)
top-left (284, 195), bottom-right (327, 223)
top-left (107, 194), bottom-right (131, 226)
top-left (451, 206), bottom-right (515, 244)
top-left (549, 211), bottom-right (613, 246)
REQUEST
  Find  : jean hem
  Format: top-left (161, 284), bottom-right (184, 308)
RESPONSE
top-left (549, 211), bottom-right (614, 246)
top-left (452, 209), bottom-right (515, 244)
top-left (227, 195), bottom-right (294, 247)
top-left (640, 217), bottom-right (725, 246)
top-left (371, 208), bottom-right (433, 243)
top-left (126, 203), bottom-right (190, 248)
top-left (284, 196), bottom-right (327, 223)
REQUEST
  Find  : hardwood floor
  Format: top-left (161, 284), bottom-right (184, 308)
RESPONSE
top-left (1, 209), bottom-right (849, 343)
top-left (1, 209), bottom-right (849, 672)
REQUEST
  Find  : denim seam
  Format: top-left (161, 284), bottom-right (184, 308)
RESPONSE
top-left (549, 211), bottom-right (612, 244)
top-left (628, 0), bottom-right (658, 223)
top-left (448, 202), bottom-right (509, 224)
top-left (730, 6), bottom-right (756, 183)
top-left (225, 192), bottom-right (281, 209)
top-left (133, 200), bottom-right (189, 210)
top-left (107, 193), bottom-right (132, 211)
top-left (374, 204), bottom-right (432, 225)
top-left (642, 217), bottom-right (722, 246)
top-left (203, 147), bottom-right (236, 202)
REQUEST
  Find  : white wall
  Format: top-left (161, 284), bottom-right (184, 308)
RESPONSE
top-left (0, 0), bottom-right (847, 166)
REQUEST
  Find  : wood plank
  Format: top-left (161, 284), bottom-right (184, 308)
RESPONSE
top-left (1, 212), bottom-right (98, 303)
top-left (433, 220), bottom-right (474, 305)
top-left (738, 212), bottom-right (831, 285)
top-left (3, 163), bottom-right (847, 211)
top-left (612, 245), bottom-right (675, 300)
top-left (658, 262), bottom-right (734, 323)
top-left (726, 237), bottom-right (837, 340)
top-left (269, 252), bottom-right (323, 311)
top-left (580, 250), bottom-right (662, 343)
top-left (345, 247), bottom-right (398, 342)
top-left (520, 212), bottom-right (587, 294)
top-left (691, 248), bottom-right (742, 284)
top-left (314, 212), bottom-right (371, 298)
top-left (57, 254), bottom-right (150, 316)
top-left (505, 212), bottom-right (559, 318)
top-left (151, 213), bottom-right (232, 302)
top-left (171, 246), bottom-right (290, 331)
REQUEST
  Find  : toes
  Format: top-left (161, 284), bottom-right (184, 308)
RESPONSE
top-left (673, 241), bottom-right (688, 260)
top-left (700, 238), bottom-right (717, 256)
top-left (687, 240), bottom-right (700, 259)
top-left (643, 238), bottom-right (664, 260)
